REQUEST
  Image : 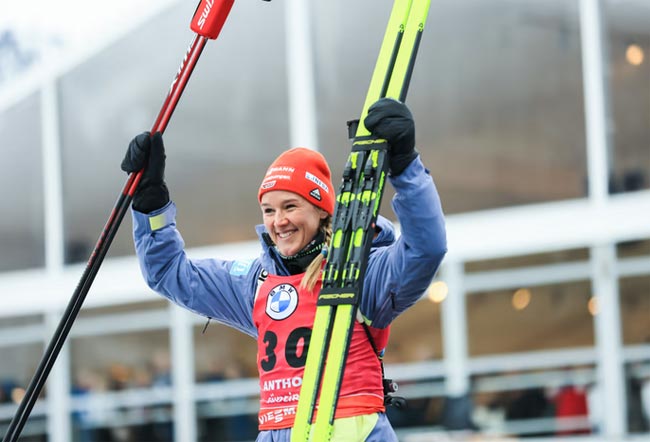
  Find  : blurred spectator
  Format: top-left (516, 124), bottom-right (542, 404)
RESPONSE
top-left (148, 351), bottom-right (173, 441)
top-left (199, 361), bottom-right (257, 442)
top-left (150, 350), bottom-right (172, 387)
top-left (1, 379), bottom-right (18, 404)
top-left (385, 380), bottom-right (436, 429)
top-left (586, 381), bottom-right (602, 433)
top-left (472, 392), bottom-right (507, 435)
top-left (505, 387), bottom-right (554, 437)
top-left (132, 366), bottom-right (154, 388)
top-left (71, 369), bottom-right (114, 442)
top-left (552, 385), bottom-right (589, 435)
top-left (641, 371), bottom-right (650, 429)
top-left (107, 363), bottom-right (132, 391)
top-left (627, 368), bottom-right (649, 433)
top-left (440, 393), bottom-right (478, 432)
top-left (223, 363), bottom-right (257, 442)
top-left (201, 358), bottom-right (226, 383)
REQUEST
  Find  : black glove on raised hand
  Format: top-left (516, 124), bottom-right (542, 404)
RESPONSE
top-left (121, 131), bottom-right (170, 213)
top-left (364, 97), bottom-right (418, 176)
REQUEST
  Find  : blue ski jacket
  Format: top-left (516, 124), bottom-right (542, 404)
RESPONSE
top-left (131, 156), bottom-right (447, 441)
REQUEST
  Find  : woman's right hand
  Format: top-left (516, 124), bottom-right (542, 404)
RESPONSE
top-left (121, 132), bottom-right (170, 213)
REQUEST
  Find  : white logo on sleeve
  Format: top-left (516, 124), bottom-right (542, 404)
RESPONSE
top-left (266, 284), bottom-right (298, 320)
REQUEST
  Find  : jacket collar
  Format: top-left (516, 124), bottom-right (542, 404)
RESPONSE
top-left (254, 214), bottom-right (396, 276)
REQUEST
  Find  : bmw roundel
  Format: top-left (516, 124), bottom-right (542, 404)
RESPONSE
top-left (265, 283), bottom-right (298, 320)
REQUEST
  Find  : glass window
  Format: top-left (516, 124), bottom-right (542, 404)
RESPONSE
top-left (194, 322), bottom-right (257, 383)
top-left (465, 248), bottom-right (590, 272)
top-left (617, 238), bottom-right (650, 258)
top-left (467, 281), bottom-right (594, 355)
top-left (196, 400), bottom-right (258, 442)
top-left (0, 343), bottom-right (48, 441)
top-left (471, 366), bottom-right (594, 436)
top-left (76, 300), bottom-right (168, 319)
top-left (625, 361), bottom-right (650, 433)
top-left (70, 331), bottom-right (170, 391)
top-left (59, 1), bottom-right (288, 263)
top-left (314, 0), bottom-right (586, 217)
top-left (0, 94), bottom-right (45, 272)
top-left (605, 1), bottom-right (650, 194)
top-left (194, 321), bottom-right (258, 442)
top-left (386, 298), bottom-right (442, 363)
top-left (69, 331), bottom-right (173, 440)
top-left (620, 275), bottom-right (650, 345)
top-left (0, 343), bottom-right (44, 398)
top-left (0, 314), bottom-right (42, 329)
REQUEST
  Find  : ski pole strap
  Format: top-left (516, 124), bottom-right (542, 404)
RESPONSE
top-left (360, 321), bottom-right (384, 373)
top-left (346, 119), bottom-right (360, 139)
top-left (360, 322), bottom-right (406, 408)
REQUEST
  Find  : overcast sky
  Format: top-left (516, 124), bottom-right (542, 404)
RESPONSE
top-left (0, 0), bottom-right (165, 41)
top-left (0, 0), bottom-right (176, 61)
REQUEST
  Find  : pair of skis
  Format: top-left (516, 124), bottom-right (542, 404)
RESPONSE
top-left (291, 1), bottom-right (431, 441)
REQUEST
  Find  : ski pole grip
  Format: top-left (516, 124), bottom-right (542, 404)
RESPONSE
top-left (190, 0), bottom-right (235, 39)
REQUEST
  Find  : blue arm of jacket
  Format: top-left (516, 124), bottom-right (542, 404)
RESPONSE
top-left (361, 156), bottom-right (447, 328)
top-left (131, 156), bottom-right (446, 333)
top-left (132, 202), bottom-right (261, 338)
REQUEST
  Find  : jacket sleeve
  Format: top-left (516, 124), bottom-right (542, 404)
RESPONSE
top-left (360, 156), bottom-right (447, 328)
top-left (132, 202), bottom-right (258, 338)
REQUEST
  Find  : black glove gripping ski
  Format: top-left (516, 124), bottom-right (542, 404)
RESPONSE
top-left (291, 1), bottom-right (431, 441)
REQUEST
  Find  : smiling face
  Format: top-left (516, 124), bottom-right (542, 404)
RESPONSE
top-left (260, 190), bottom-right (329, 257)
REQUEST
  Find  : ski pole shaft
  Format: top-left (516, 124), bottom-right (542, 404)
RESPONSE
top-left (130, 34), bottom-right (209, 195)
top-left (2, 1), bottom-right (236, 439)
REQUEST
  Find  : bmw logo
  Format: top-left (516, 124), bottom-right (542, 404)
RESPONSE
top-left (266, 283), bottom-right (298, 320)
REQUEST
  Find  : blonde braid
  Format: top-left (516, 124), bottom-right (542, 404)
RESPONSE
top-left (300, 217), bottom-right (333, 291)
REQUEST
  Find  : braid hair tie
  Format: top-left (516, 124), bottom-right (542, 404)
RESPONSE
top-left (320, 244), bottom-right (328, 257)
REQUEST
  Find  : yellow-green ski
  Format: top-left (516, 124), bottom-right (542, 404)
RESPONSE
top-left (291, 1), bottom-right (431, 441)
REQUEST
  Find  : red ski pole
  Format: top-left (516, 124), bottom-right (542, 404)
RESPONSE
top-left (1, 1), bottom-right (256, 440)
